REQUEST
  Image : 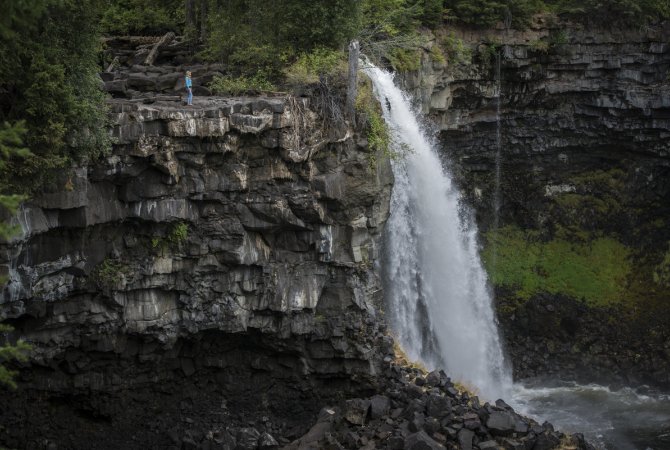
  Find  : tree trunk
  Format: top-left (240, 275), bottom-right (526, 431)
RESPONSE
top-left (143, 32), bottom-right (175, 66)
top-left (346, 40), bottom-right (360, 126)
top-left (200, 0), bottom-right (208, 42)
top-left (185, 0), bottom-right (197, 38)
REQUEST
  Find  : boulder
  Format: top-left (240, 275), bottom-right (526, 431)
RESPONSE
top-left (370, 395), bottom-right (391, 419)
top-left (404, 431), bottom-right (446, 450)
top-left (344, 399), bottom-right (370, 425)
top-left (457, 429), bottom-right (474, 450)
top-left (486, 411), bottom-right (516, 436)
top-left (236, 428), bottom-right (260, 450)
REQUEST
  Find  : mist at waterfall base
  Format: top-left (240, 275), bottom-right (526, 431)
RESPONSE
top-left (365, 65), bottom-right (670, 450)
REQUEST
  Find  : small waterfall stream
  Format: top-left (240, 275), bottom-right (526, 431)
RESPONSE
top-left (492, 52), bottom-right (502, 234)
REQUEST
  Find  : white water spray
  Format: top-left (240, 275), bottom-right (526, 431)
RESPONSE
top-left (365, 65), bottom-right (512, 400)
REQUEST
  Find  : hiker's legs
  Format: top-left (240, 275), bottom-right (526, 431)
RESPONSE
top-left (187, 88), bottom-right (193, 105)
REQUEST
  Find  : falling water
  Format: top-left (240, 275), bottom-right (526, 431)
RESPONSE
top-left (492, 52), bottom-right (502, 233)
top-left (365, 65), bottom-right (512, 401)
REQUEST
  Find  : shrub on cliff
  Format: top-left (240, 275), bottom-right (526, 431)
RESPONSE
top-left (284, 48), bottom-right (348, 86)
top-left (0, 325), bottom-right (31, 389)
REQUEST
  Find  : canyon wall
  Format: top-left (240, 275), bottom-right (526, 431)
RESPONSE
top-left (0, 94), bottom-right (394, 448)
top-left (405, 20), bottom-right (670, 388)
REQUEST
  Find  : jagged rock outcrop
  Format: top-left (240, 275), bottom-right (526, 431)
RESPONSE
top-left (404, 21), bottom-right (670, 388)
top-left (0, 94), bottom-right (393, 449)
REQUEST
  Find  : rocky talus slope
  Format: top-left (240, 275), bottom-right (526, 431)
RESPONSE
top-left (287, 364), bottom-right (593, 450)
top-left (404, 21), bottom-right (670, 388)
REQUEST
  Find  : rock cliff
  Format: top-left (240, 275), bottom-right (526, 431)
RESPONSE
top-left (0, 93), bottom-right (394, 448)
top-left (405, 20), bottom-right (670, 388)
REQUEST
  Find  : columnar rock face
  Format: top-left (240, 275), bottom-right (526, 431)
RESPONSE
top-left (405, 21), bottom-right (670, 388)
top-left (0, 95), bottom-right (393, 448)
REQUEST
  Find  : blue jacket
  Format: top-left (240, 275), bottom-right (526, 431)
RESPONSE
top-left (185, 76), bottom-right (192, 88)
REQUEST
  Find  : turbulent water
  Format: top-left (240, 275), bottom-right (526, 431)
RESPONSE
top-left (366, 65), bottom-right (511, 401)
top-left (367, 65), bottom-right (670, 450)
top-left (512, 381), bottom-right (670, 450)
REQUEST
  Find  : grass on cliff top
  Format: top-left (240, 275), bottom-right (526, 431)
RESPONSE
top-left (482, 226), bottom-right (632, 307)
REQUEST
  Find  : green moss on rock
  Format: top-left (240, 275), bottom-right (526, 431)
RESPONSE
top-left (483, 226), bottom-right (632, 306)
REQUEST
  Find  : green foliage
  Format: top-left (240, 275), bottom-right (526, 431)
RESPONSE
top-left (169, 222), bottom-right (188, 245)
top-left (529, 39), bottom-right (550, 53)
top-left (91, 258), bottom-right (127, 289)
top-left (284, 48), bottom-right (347, 86)
top-left (0, 0), bottom-right (110, 195)
top-left (550, 0), bottom-right (670, 26)
top-left (483, 226), bottom-right (632, 306)
top-left (441, 33), bottom-right (473, 65)
top-left (100, 0), bottom-right (182, 35)
top-left (551, 169), bottom-right (626, 231)
top-left (429, 45), bottom-right (447, 65)
top-left (529, 30), bottom-right (569, 54)
top-left (361, 0), bottom-right (422, 37)
top-left (478, 40), bottom-right (501, 68)
top-left (0, 122), bottom-right (30, 241)
top-left (443, 0), bottom-right (668, 28)
top-left (204, 0), bottom-right (359, 76)
top-left (356, 77), bottom-right (393, 169)
top-left (209, 74), bottom-right (275, 96)
top-left (549, 29), bottom-right (569, 46)
top-left (0, 324), bottom-right (31, 389)
top-left (388, 48), bottom-right (422, 72)
top-left (151, 222), bottom-right (189, 254)
top-left (421, 0), bottom-right (447, 27)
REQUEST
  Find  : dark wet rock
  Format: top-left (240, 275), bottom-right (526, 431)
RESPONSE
top-left (236, 428), bottom-right (260, 450)
top-left (404, 430), bottom-right (446, 450)
top-left (500, 438), bottom-right (524, 450)
top-left (425, 371), bottom-right (441, 387)
top-left (463, 412), bottom-right (481, 430)
top-left (409, 411), bottom-right (426, 432)
top-left (258, 432), bottom-right (279, 449)
top-left (344, 399), bottom-right (370, 426)
top-left (426, 394), bottom-right (451, 419)
top-left (532, 432), bottom-right (561, 450)
top-left (370, 395), bottom-right (391, 419)
top-left (486, 411), bottom-right (516, 436)
top-left (458, 428), bottom-right (474, 450)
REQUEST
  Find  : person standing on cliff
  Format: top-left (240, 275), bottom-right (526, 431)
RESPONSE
top-left (185, 71), bottom-right (193, 106)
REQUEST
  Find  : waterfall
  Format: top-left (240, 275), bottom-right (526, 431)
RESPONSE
top-left (365, 65), bottom-right (512, 400)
